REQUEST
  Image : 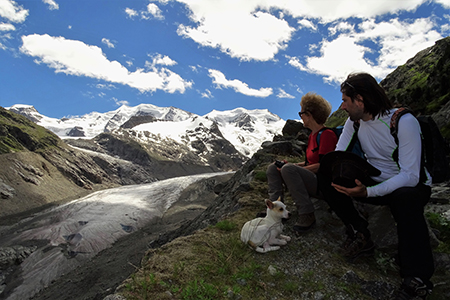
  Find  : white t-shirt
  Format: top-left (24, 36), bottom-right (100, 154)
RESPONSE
top-left (336, 109), bottom-right (432, 197)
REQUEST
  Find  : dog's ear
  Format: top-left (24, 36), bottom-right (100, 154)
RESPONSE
top-left (265, 199), bottom-right (274, 209)
top-left (276, 196), bottom-right (282, 202)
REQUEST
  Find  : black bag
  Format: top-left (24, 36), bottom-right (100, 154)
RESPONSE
top-left (390, 107), bottom-right (450, 183)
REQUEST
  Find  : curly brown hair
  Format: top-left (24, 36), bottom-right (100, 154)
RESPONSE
top-left (300, 92), bottom-right (332, 125)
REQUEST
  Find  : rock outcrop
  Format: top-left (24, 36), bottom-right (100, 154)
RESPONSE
top-left (380, 36), bottom-right (450, 144)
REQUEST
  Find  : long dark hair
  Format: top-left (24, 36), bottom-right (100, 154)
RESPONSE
top-left (340, 73), bottom-right (393, 118)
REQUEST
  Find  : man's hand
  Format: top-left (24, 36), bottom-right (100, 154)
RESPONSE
top-left (332, 179), bottom-right (368, 198)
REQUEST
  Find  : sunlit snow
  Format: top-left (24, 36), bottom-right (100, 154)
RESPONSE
top-left (7, 104), bottom-right (286, 158)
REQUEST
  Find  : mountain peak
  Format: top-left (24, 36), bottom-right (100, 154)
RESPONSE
top-left (6, 103), bottom-right (285, 159)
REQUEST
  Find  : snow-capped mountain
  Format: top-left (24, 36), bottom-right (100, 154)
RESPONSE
top-left (6, 104), bottom-right (285, 159)
top-left (205, 108), bottom-right (284, 157)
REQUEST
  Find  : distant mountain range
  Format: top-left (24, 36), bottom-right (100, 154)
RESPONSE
top-left (6, 103), bottom-right (285, 160)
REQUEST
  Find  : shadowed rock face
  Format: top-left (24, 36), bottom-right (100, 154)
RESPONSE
top-left (67, 126), bottom-right (85, 137)
top-left (119, 115), bottom-right (157, 129)
top-left (380, 36), bottom-right (450, 118)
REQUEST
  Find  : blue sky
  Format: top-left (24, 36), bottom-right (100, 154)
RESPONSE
top-left (1, 0), bottom-right (449, 121)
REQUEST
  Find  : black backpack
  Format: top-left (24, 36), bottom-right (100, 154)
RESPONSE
top-left (315, 125), bottom-right (365, 158)
top-left (390, 107), bottom-right (450, 184)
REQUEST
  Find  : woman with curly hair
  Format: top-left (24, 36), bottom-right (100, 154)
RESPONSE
top-left (266, 92), bottom-right (337, 233)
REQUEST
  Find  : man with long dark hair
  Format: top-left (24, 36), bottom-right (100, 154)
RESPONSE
top-left (318, 73), bottom-right (434, 299)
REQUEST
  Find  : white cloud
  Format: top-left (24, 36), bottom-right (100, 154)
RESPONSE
top-left (0, 0), bottom-right (29, 23)
top-left (292, 17), bottom-right (442, 83)
top-left (125, 8), bottom-right (138, 18)
top-left (112, 97), bottom-right (129, 107)
top-left (286, 56), bottom-right (308, 71)
top-left (298, 19), bottom-right (317, 31)
top-left (201, 89), bottom-right (213, 98)
top-left (0, 22), bottom-right (14, 31)
top-left (328, 22), bottom-right (354, 36)
top-left (42, 0), bottom-right (59, 10)
top-left (173, 0), bottom-right (430, 62)
top-left (96, 83), bottom-right (116, 90)
top-left (126, 3), bottom-right (164, 20)
top-left (176, 1), bottom-right (294, 61)
top-left (434, 0), bottom-right (450, 8)
top-left (208, 69), bottom-right (273, 97)
top-left (277, 88), bottom-right (295, 99)
top-left (101, 38), bottom-right (115, 48)
top-left (147, 53), bottom-right (177, 67)
top-left (154, 0), bottom-right (169, 4)
top-left (146, 3), bottom-right (164, 20)
top-left (189, 65), bottom-right (198, 73)
top-left (443, 14), bottom-right (450, 34)
top-left (20, 34), bottom-right (193, 94)
top-left (303, 36), bottom-right (375, 83)
top-left (262, 0), bottom-right (427, 22)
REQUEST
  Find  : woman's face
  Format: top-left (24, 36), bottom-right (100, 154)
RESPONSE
top-left (299, 106), bottom-right (311, 129)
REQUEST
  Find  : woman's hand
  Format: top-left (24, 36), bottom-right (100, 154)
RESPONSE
top-left (332, 179), bottom-right (368, 198)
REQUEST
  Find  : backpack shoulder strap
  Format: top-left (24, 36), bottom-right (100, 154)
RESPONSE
top-left (313, 127), bottom-right (330, 153)
top-left (390, 107), bottom-right (413, 145)
top-left (389, 107), bottom-right (427, 182)
top-left (345, 120), bottom-right (360, 152)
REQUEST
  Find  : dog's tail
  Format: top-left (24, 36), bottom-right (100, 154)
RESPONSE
top-left (255, 245), bottom-right (280, 253)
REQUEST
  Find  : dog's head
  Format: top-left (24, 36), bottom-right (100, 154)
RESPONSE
top-left (265, 197), bottom-right (290, 220)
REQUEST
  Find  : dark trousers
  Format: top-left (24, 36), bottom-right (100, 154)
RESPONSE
top-left (318, 172), bottom-right (435, 282)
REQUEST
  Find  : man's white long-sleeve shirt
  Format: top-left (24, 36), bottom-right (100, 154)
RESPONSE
top-left (336, 109), bottom-right (432, 197)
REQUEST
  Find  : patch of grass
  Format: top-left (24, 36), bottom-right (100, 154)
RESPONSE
top-left (375, 250), bottom-right (399, 275)
top-left (181, 279), bottom-right (220, 300)
top-left (121, 212), bottom-right (294, 300)
top-left (425, 93), bottom-right (450, 113)
top-left (0, 107), bottom-right (60, 153)
top-left (214, 220), bottom-right (237, 231)
top-left (336, 281), bottom-right (366, 299)
top-left (254, 170), bottom-right (267, 182)
top-left (125, 271), bottom-right (169, 300)
top-left (232, 261), bottom-right (261, 281)
top-left (426, 212), bottom-right (450, 253)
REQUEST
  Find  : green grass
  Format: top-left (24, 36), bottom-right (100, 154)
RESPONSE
top-left (0, 107), bottom-right (60, 153)
top-left (426, 212), bottom-right (450, 253)
top-left (214, 220), bottom-right (237, 231)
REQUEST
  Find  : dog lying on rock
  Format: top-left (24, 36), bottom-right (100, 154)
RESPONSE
top-left (240, 198), bottom-right (291, 253)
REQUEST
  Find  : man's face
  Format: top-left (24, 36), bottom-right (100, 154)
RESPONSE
top-left (341, 93), bottom-right (364, 121)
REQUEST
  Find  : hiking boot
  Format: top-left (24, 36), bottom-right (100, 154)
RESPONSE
top-left (393, 277), bottom-right (432, 299)
top-left (343, 231), bottom-right (375, 260)
top-left (293, 212), bottom-right (316, 232)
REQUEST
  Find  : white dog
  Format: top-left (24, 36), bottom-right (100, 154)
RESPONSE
top-left (240, 198), bottom-right (291, 253)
